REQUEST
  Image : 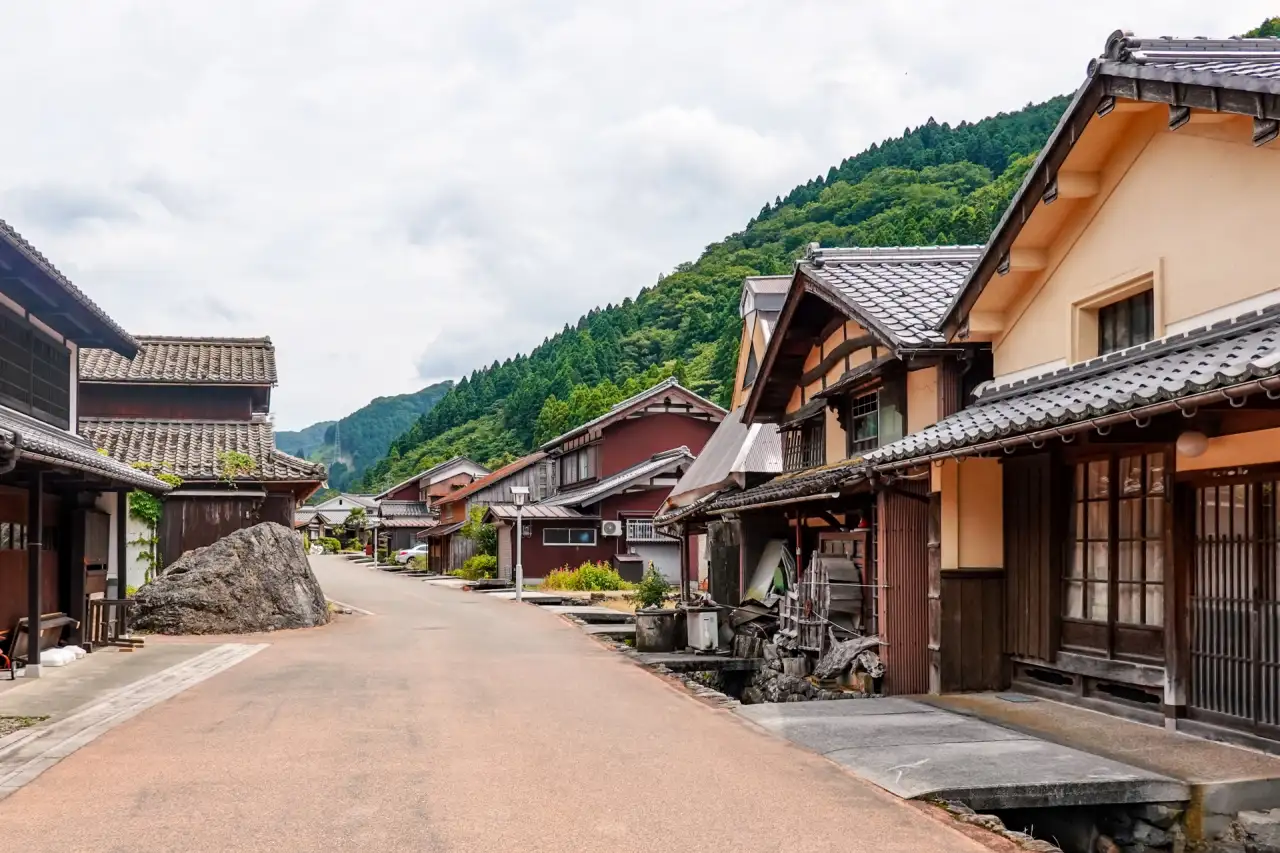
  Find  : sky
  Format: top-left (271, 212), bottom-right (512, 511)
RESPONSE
top-left (0, 2), bottom-right (1273, 430)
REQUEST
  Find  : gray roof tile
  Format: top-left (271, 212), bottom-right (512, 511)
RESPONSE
top-left (80, 417), bottom-right (326, 483)
top-left (702, 460), bottom-right (863, 514)
top-left (541, 447), bottom-right (693, 508)
top-left (80, 336), bottom-right (277, 385)
top-left (799, 245), bottom-right (982, 347)
top-left (1095, 35), bottom-right (1280, 91)
top-left (871, 309), bottom-right (1280, 464)
top-left (0, 409), bottom-right (171, 492)
top-left (539, 378), bottom-right (726, 450)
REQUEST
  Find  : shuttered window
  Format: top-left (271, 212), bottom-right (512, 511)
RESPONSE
top-left (1098, 290), bottom-right (1154, 356)
top-left (782, 417), bottom-right (824, 472)
top-left (0, 304), bottom-right (71, 429)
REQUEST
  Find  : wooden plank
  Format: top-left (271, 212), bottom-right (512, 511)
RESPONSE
top-left (981, 576), bottom-right (1006, 690)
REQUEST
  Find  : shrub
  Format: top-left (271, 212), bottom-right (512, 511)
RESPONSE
top-left (319, 537), bottom-right (342, 554)
top-left (409, 556), bottom-right (428, 570)
top-left (454, 554), bottom-right (497, 580)
top-left (635, 562), bottom-right (670, 610)
top-left (542, 561), bottom-right (635, 591)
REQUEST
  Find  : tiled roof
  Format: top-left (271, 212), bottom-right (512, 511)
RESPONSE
top-left (702, 460), bottom-right (862, 514)
top-left (870, 309), bottom-right (1280, 465)
top-left (0, 409), bottom-right (171, 492)
top-left (541, 447), bottom-right (694, 508)
top-left (378, 515), bottom-right (437, 529)
top-left (80, 337), bottom-right (277, 385)
top-left (80, 417), bottom-right (327, 483)
top-left (539, 378), bottom-right (726, 450)
top-left (0, 218), bottom-right (139, 356)
top-left (799, 245), bottom-right (982, 347)
top-left (1094, 34), bottom-right (1280, 91)
top-left (377, 500), bottom-right (433, 518)
top-left (425, 520), bottom-right (466, 539)
top-left (434, 452), bottom-right (547, 506)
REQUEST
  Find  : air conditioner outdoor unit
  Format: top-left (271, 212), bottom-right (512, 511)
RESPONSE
top-left (600, 519), bottom-right (623, 537)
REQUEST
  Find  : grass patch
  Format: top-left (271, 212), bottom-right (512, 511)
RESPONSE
top-left (0, 716), bottom-right (48, 738)
top-left (542, 562), bottom-right (636, 592)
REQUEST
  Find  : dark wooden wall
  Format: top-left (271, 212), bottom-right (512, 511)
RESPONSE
top-left (79, 384), bottom-right (260, 421)
top-left (159, 493), bottom-right (294, 567)
top-left (707, 519), bottom-right (741, 607)
top-left (878, 481), bottom-right (930, 695)
top-left (1003, 454), bottom-right (1059, 662)
top-left (939, 570), bottom-right (1006, 692)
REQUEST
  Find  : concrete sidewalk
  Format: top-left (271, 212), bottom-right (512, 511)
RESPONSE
top-left (736, 698), bottom-right (1188, 810)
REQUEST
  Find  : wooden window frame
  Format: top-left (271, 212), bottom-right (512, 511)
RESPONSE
top-left (1061, 450), bottom-right (1168, 663)
top-left (782, 416), bottom-right (825, 472)
top-left (1098, 289), bottom-right (1155, 356)
top-left (1070, 266), bottom-right (1163, 364)
top-left (0, 303), bottom-right (71, 429)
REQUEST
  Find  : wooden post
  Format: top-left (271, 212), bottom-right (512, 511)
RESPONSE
top-left (27, 471), bottom-right (44, 675)
top-left (117, 490), bottom-right (129, 597)
top-left (678, 524), bottom-right (689, 603)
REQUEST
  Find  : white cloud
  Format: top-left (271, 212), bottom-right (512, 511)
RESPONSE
top-left (0, 1), bottom-right (1272, 428)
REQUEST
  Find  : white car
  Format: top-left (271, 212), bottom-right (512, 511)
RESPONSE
top-left (396, 543), bottom-right (428, 565)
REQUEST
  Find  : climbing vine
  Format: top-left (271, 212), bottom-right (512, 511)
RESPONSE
top-left (127, 463), bottom-right (183, 582)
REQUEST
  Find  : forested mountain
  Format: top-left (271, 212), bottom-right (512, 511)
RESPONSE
top-left (354, 95), bottom-right (1071, 492)
top-left (278, 380), bottom-right (453, 492)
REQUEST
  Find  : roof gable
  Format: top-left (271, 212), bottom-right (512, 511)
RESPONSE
top-left (0, 218), bottom-right (139, 356)
top-left (541, 446), bottom-right (693, 508)
top-left (433, 451), bottom-right (547, 506)
top-left (80, 336), bottom-right (277, 385)
top-left (539, 378), bottom-right (726, 451)
top-left (373, 455), bottom-right (490, 500)
top-left (943, 30), bottom-right (1280, 339)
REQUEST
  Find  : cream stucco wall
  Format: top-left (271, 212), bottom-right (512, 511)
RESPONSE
top-left (994, 114), bottom-right (1280, 377)
top-left (824, 406), bottom-right (846, 464)
top-left (937, 458), bottom-right (1004, 570)
top-left (1177, 426), bottom-right (1280, 472)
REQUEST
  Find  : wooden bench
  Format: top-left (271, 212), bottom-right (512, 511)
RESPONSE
top-left (6, 612), bottom-right (79, 667)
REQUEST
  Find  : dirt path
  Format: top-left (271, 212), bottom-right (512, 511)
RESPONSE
top-left (0, 556), bottom-right (991, 852)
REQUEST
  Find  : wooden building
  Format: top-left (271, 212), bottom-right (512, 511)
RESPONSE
top-left (428, 452), bottom-right (551, 574)
top-left (78, 337), bottom-right (326, 567)
top-left (482, 379), bottom-right (725, 581)
top-left (0, 217), bottom-right (171, 675)
top-left (295, 493), bottom-right (379, 543)
top-left (684, 245), bottom-right (988, 695)
top-left (863, 33), bottom-right (1280, 748)
top-left (374, 456), bottom-right (489, 504)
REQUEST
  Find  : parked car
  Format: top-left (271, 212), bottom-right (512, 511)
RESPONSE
top-left (396, 544), bottom-right (428, 565)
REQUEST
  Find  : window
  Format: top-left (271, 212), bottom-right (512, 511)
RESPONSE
top-left (1098, 289), bottom-right (1154, 356)
top-left (542, 527), bottom-right (598, 546)
top-left (742, 348), bottom-right (759, 389)
top-left (0, 305), bottom-right (71, 429)
top-left (559, 447), bottom-right (596, 487)
top-left (846, 393), bottom-right (879, 455)
top-left (1065, 453), bottom-right (1166, 629)
top-left (781, 416), bottom-right (824, 472)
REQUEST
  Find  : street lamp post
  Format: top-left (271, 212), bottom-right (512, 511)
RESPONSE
top-left (511, 486), bottom-right (529, 602)
top-left (371, 519), bottom-right (379, 569)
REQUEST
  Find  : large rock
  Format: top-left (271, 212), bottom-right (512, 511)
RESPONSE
top-left (135, 522), bottom-right (330, 634)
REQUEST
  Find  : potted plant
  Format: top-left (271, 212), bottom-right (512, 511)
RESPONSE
top-left (633, 562), bottom-right (678, 652)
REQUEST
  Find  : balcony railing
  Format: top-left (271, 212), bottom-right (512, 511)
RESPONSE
top-left (626, 518), bottom-right (677, 543)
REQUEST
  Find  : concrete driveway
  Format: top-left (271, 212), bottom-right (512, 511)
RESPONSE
top-left (0, 555), bottom-right (992, 852)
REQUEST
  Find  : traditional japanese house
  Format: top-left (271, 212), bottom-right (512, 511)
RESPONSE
top-left (78, 336), bottom-right (326, 566)
top-left (374, 456), bottom-right (489, 504)
top-left (867, 32), bottom-right (1280, 747)
top-left (0, 218), bottom-right (171, 674)
top-left (482, 379), bottom-right (724, 581)
top-left (429, 451), bottom-right (552, 574)
top-left (295, 493), bottom-right (380, 543)
top-left (374, 500), bottom-right (436, 553)
top-left (656, 276), bottom-right (787, 601)
top-left (688, 244), bottom-right (988, 695)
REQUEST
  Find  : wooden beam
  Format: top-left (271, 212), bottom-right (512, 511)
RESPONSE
top-left (966, 311), bottom-right (1005, 337)
top-left (1007, 248), bottom-right (1048, 272)
top-left (1055, 171), bottom-right (1100, 199)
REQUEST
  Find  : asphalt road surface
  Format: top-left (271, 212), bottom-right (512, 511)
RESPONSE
top-left (0, 556), bottom-right (991, 852)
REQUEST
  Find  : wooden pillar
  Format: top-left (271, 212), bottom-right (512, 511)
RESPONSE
top-left (117, 490), bottom-right (129, 597)
top-left (678, 524), bottom-right (689, 603)
top-left (27, 471), bottom-right (44, 675)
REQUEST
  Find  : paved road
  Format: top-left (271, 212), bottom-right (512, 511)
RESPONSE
top-left (0, 557), bottom-right (990, 852)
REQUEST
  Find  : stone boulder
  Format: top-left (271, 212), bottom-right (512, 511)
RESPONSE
top-left (135, 522), bottom-right (330, 634)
